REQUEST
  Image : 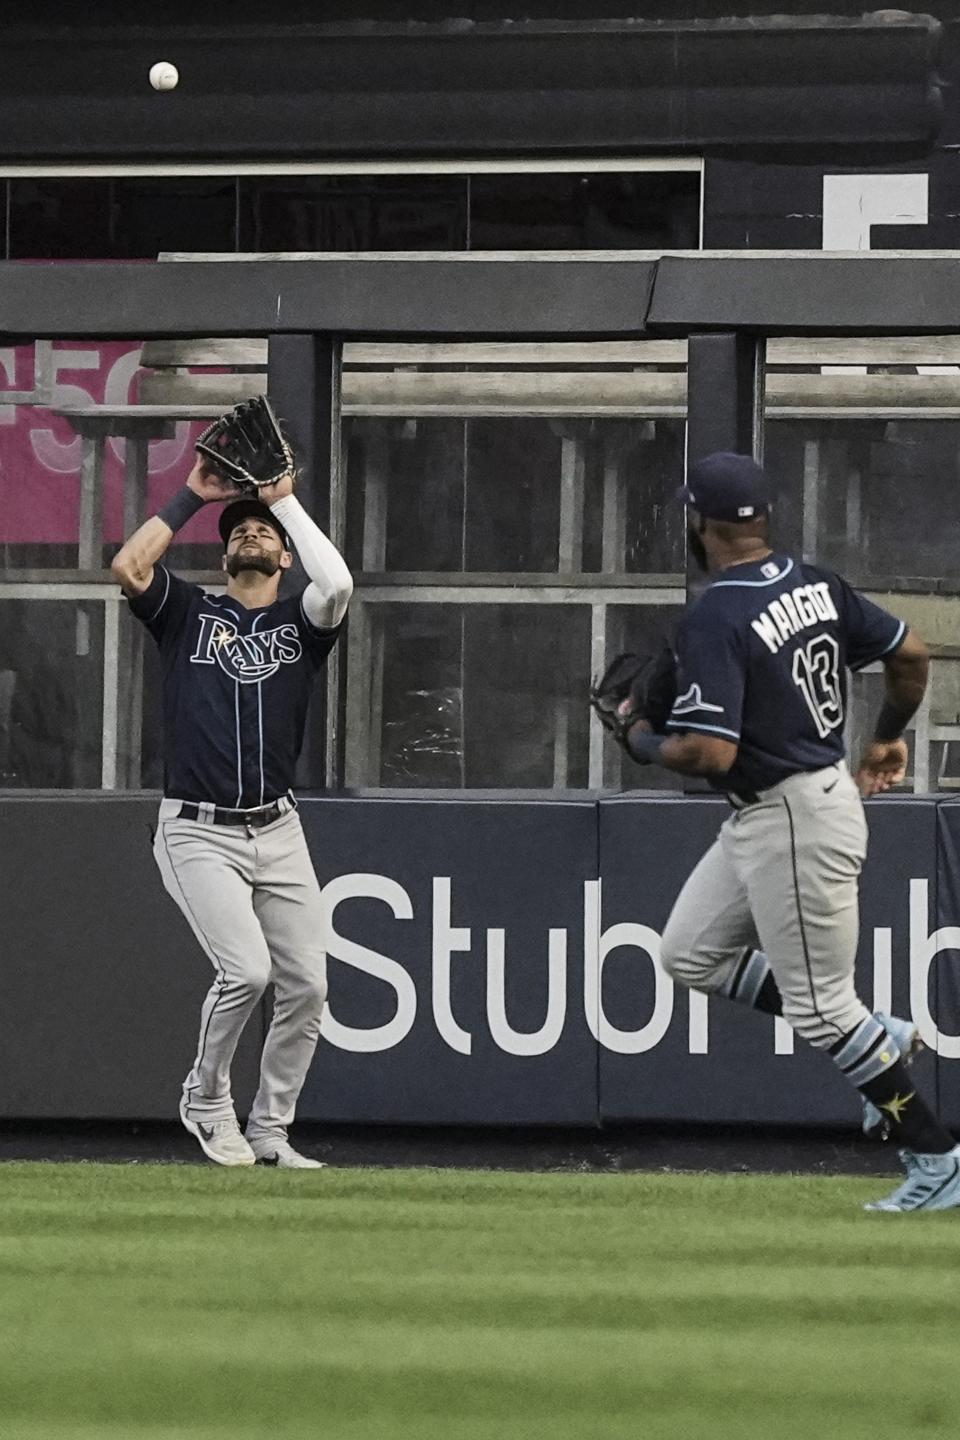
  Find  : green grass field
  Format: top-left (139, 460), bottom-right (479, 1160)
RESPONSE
top-left (1, 1163), bottom-right (959, 1440)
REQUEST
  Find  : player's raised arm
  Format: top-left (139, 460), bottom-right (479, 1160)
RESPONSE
top-left (259, 478), bottom-right (353, 629)
top-left (856, 628), bottom-right (929, 796)
top-left (111, 458), bottom-right (243, 597)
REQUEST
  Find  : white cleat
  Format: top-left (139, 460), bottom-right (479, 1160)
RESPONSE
top-left (865, 1145), bottom-right (960, 1213)
top-left (249, 1140), bottom-right (327, 1170)
top-left (179, 1101), bottom-right (256, 1167)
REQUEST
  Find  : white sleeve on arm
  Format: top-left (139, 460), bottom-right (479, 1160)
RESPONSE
top-left (268, 495), bottom-right (353, 629)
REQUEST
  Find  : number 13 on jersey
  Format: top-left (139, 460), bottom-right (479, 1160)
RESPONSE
top-left (792, 634), bottom-right (843, 738)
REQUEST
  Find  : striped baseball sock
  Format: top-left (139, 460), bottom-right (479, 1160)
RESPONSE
top-left (830, 1015), bottom-right (954, 1153)
top-left (717, 948), bottom-right (782, 1016)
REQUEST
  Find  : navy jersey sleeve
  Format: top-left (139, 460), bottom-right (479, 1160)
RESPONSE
top-left (292, 588), bottom-right (346, 669)
top-left (124, 564), bottom-right (195, 646)
top-left (834, 576), bottom-right (906, 671)
top-left (666, 606), bottom-right (744, 742)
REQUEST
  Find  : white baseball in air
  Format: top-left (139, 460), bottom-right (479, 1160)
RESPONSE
top-left (149, 61), bottom-right (179, 92)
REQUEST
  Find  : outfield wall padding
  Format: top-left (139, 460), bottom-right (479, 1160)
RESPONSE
top-left (0, 795), bottom-right (264, 1119)
top-left (934, 803), bottom-right (960, 1128)
top-left (0, 791), bottom-right (956, 1127)
top-left (296, 796), bottom-right (600, 1126)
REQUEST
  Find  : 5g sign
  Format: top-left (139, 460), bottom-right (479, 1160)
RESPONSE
top-left (0, 340), bottom-right (194, 476)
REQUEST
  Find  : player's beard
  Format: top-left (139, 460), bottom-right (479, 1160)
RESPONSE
top-left (687, 521), bottom-right (709, 574)
top-left (225, 550), bottom-right (281, 579)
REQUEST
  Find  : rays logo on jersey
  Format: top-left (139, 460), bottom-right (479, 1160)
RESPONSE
top-left (190, 613), bottom-right (303, 683)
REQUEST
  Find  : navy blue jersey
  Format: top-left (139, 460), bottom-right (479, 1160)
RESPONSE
top-left (666, 554), bottom-right (905, 793)
top-left (128, 565), bottom-right (342, 807)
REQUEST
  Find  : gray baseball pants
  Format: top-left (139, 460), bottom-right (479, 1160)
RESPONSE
top-left (660, 762), bottom-right (871, 1048)
top-left (153, 799), bottom-right (327, 1145)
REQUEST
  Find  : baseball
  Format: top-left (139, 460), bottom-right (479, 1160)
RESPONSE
top-left (149, 62), bottom-right (179, 92)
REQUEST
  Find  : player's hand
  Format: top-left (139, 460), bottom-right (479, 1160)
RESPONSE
top-left (185, 456), bottom-right (247, 503)
top-left (856, 739), bottom-right (909, 796)
top-left (257, 470), bottom-right (296, 503)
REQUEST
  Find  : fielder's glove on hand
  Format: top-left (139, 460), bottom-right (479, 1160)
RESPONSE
top-left (589, 645), bottom-right (678, 751)
top-left (195, 395), bottom-right (295, 494)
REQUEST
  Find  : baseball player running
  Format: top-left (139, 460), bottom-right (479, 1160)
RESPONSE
top-left (110, 446), bottom-right (352, 1168)
top-left (622, 451), bottom-right (959, 1214)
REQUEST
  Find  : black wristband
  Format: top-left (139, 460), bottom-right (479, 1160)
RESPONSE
top-left (157, 486), bottom-right (205, 533)
top-left (626, 728), bottom-right (666, 766)
top-left (874, 701), bottom-right (908, 743)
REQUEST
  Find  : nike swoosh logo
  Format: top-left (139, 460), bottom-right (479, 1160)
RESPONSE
top-left (823, 777), bottom-right (839, 793)
top-left (198, 1123), bottom-right (215, 1141)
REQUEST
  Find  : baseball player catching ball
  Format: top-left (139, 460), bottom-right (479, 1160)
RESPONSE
top-left (111, 428), bottom-right (351, 1169)
top-left (616, 452), bottom-right (959, 1213)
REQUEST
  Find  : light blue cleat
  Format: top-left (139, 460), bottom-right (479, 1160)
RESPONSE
top-left (861, 1013), bottom-right (922, 1141)
top-left (865, 1145), bottom-right (960, 1213)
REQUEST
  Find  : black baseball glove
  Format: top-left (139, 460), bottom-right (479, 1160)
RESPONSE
top-left (589, 645), bottom-right (678, 749)
top-left (195, 395), bottom-right (295, 494)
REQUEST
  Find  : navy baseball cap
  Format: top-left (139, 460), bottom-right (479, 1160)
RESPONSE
top-left (678, 452), bottom-right (771, 522)
top-left (219, 498), bottom-right (289, 550)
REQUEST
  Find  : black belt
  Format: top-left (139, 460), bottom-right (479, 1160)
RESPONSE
top-left (177, 798), bottom-right (290, 828)
top-left (728, 764), bottom-right (840, 810)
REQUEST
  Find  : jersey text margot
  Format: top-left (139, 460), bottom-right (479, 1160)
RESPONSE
top-left (750, 581), bottom-right (839, 654)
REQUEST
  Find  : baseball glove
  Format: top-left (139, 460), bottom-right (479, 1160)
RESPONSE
top-left (195, 396), bottom-right (295, 494)
top-left (589, 645), bottom-right (678, 748)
